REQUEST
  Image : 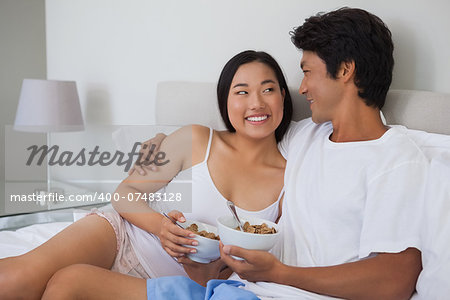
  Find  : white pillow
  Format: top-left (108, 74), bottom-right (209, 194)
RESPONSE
top-left (112, 125), bottom-right (178, 152)
top-left (380, 110), bottom-right (387, 125)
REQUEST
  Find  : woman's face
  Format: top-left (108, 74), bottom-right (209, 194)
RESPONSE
top-left (227, 62), bottom-right (284, 141)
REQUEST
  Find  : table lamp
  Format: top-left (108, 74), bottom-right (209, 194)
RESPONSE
top-left (13, 79), bottom-right (84, 197)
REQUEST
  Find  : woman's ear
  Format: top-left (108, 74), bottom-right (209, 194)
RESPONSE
top-left (281, 88), bottom-right (286, 101)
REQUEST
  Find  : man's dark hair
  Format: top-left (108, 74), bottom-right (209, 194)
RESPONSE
top-left (217, 50), bottom-right (293, 143)
top-left (290, 7), bottom-right (394, 109)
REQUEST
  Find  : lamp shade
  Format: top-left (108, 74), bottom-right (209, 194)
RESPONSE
top-left (14, 79), bottom-right (84, 132)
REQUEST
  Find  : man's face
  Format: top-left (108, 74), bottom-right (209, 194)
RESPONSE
top-left (299, 51), bottom-right (343, 124)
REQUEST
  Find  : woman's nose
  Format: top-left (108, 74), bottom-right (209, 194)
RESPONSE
top-left (249, 93), bottom-right (265, 109)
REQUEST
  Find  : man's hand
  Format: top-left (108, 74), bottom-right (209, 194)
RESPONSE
top-left (179, 257), bottom-right (227, 286)
top-left (219, 242), bottom-right (282, 282)
top-left (128, 133), bottom-right (167, 175)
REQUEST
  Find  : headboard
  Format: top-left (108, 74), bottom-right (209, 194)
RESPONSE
top-left (155, 81), bottom-right (450, 135)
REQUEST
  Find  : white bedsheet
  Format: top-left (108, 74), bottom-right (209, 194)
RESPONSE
top-left (0, 222), bottom-right (71, 259)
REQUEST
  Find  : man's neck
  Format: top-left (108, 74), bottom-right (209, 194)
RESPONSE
top-left (329, 98), bottom-right (388, 143)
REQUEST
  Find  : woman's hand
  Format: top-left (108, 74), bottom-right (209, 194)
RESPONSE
top-left (179, 257), bottom-right (227, 286)
top-left (158, 210), bottom-right (198, 258)
top-left (128, 133), bottom-right (167, 175)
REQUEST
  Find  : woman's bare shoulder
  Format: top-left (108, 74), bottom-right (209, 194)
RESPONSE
top-left (189, 125), bottom-right (212, 165)
top-left (158, 125), bottom-right (211, 169)
top-left (165, 124), bottom-right (209, 142)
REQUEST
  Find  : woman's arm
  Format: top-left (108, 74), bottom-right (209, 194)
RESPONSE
top-left (112, 125), bottom-right (194, 239)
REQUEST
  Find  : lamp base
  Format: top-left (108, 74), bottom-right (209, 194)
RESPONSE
top-left (34, 188), bottom-right (65, 207)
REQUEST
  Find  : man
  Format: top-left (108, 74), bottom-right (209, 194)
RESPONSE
top-left (218, 7), bottom-right (427, 300)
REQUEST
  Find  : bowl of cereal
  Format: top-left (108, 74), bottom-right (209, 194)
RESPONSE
top-left (217, 215), bottom-right (280, 259)
top-left (180, 220), bottom-right (220, 263)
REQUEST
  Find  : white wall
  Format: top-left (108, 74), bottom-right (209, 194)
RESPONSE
top-left (46, 0), bottom-right (450, 126)
top-left (0, 0), bottom-right (47, 214)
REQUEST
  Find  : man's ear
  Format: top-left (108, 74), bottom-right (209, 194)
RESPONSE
top-left (338, 60), bottom-right (356, 83)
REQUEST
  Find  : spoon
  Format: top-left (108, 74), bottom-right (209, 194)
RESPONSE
top-left (162, 212), bottom-right (184, 229)
top-left (227, 201), bottom-right (244, 231)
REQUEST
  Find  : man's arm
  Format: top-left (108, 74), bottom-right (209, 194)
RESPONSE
top-left (220, 244), bottom-right (421, 300)
top-left (128, 133), bottom-right (167, 175)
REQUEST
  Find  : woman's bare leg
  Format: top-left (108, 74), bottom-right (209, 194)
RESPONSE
top-left (0, 215), bottom-right (117, 300)
top-left (42, 264), bottom-right (147, 300)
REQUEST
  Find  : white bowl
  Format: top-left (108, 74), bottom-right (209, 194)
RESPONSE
top-left (180, 219), bottom-right (220, 263)
top-left (217, 215), bottom-right (280, 259)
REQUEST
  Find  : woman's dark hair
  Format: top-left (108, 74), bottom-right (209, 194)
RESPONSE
top-left (290, 7), bottom-right (394, 109)
top-left (217, 50), bottom-right (293, 143)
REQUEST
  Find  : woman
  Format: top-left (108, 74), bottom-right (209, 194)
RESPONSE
top-left (0, 50), bottom-right (293, 299)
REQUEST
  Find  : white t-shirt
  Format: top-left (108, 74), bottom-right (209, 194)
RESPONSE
top-left (413, 155), bottom-right (450, 299)
top-left (237, 119), bottom-right (428, 299)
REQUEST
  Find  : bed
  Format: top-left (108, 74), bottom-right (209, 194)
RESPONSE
top-left (1, 81), bottom-right (450, 297)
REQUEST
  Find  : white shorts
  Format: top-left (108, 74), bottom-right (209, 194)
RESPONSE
top-left (88, 207), bottom-right (150, 279)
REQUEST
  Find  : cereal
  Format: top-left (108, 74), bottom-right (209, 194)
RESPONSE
top-left (186, 223), bottom-right (220, 240)
top-left (235, 222), bottom-right (277, 234)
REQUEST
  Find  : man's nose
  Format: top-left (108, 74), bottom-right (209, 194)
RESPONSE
top-left (299, 79), bottom-right (307, 95)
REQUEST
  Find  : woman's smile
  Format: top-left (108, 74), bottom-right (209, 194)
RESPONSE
top-left (245, 114), bottom-right (270, 124)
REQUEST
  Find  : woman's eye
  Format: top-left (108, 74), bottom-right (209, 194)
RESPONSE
top-left (237, 91), bottom-right (247, 95)
top-left (263, 88), bottom-right (274, 93)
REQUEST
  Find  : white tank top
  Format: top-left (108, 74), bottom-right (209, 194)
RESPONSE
top-left (178, 127), bottom-right (282, 224)
top-left (125, 127), bottom-right (284, 278)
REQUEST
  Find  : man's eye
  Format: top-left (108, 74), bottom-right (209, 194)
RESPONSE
top-left (303, 70), bottom-right (310, 74)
